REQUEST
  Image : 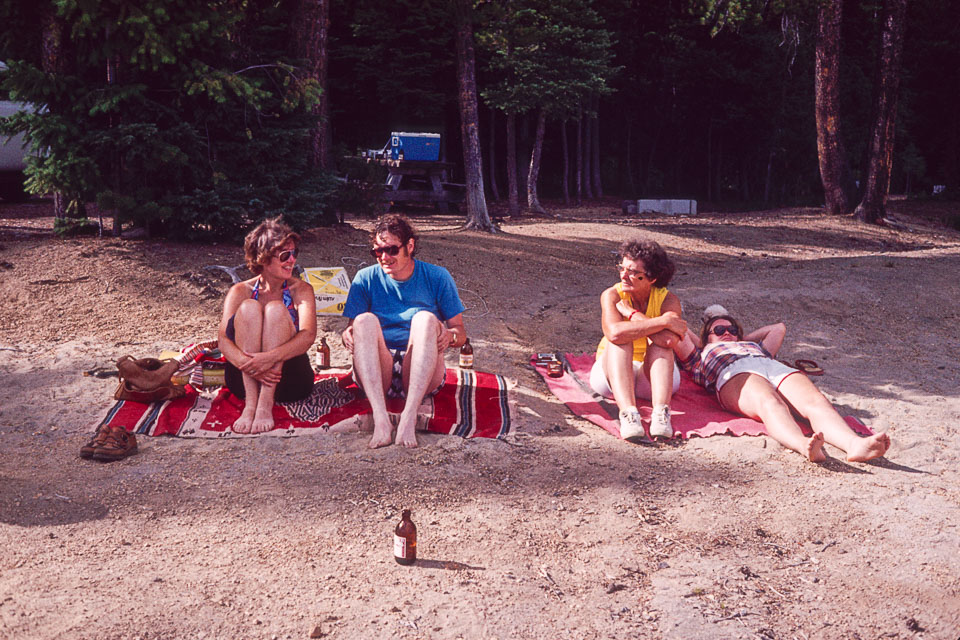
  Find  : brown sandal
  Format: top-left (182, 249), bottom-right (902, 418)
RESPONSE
top-left (794, 359), bottom-right (824, 376)
top-left (80, 424), bottom-right (113, 459)
top-left (92, 427), bottom-right (138, 461)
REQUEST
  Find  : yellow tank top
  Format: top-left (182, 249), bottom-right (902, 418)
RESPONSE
top-left (596, 284), bottom-right (669, 362)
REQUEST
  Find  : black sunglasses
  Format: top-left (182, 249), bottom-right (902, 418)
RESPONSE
top-left (277, 248), bottom-right (300, 262)
top-left (370, 244), bottom-right (402, 257)
top-left (711, 324), bottom-right (740, 337)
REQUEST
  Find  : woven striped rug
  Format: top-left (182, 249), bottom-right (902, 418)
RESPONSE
top-left (98, 369), bottom-right (511, 439)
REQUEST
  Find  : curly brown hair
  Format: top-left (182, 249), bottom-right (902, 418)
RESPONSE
top-left (243, 216), bottom-right (301, 276)
top-left (618, 240), bottom-right (676, 287)
top-left (373, 213), bottom-right (419, 257)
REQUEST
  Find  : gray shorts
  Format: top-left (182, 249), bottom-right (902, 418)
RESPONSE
top-left (716, 356), bottom-right (799, 392)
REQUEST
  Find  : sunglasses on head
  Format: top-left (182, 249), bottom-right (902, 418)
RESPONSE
top-left (276, 248), bottom-right (299, 262)
top-left (370, 244), bottom-right (402, 258)
top-left (711, 324), bottom-right (740, 337)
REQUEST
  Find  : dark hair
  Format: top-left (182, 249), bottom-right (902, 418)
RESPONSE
top-left (700, 315), bottom-right (745, 347)
top-left (373, 213), bottom-right (419, 257)
top-left (618, 240), bottom-right (675, 287)
top-left (243, 216), bottom-right (301, 275)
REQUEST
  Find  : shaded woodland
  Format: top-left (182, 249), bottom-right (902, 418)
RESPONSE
top-left (1, 0), bottom-right (957, 236)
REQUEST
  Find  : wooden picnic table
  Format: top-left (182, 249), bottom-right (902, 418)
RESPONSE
top-left (368, 157), bottom-right (464, 210)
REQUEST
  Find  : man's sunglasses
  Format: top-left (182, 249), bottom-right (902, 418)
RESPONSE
top-left (711, 324), bottom-right (740, 337)
top-left (370, 244), bottom-right (402, 257)
top-left (277, 248), bottom-right (300, 262)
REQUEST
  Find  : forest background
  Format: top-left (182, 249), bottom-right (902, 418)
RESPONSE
top-left (0, 0), bottom-right (957, 236)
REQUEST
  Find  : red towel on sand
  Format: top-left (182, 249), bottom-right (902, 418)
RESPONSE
top-left (533, 353), bottom-right (871, 440)
top-left (100, 369), bottom-right (511, 439)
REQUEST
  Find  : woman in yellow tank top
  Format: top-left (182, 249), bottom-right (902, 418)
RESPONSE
top-left (590, 240), bottom-right (687, 443)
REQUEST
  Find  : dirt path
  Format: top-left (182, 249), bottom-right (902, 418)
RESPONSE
top-left (1, 198), bottom-right (959, 639)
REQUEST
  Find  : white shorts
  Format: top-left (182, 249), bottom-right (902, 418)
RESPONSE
top-left (716, 356), bottom-right (798, 391)
top-left (589, 358), bottom-right (681, 401)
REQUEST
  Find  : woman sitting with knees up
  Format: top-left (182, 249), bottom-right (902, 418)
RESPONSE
top-left (219, 216), bottom-right (317, 434)
top-left (591, 240), bottom-right (687, 442)
top-left (675, 305), bottom-right (890, 463)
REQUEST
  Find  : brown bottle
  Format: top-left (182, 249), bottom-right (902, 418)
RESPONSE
top-left (459, 337), bottom-right (474, 369)
top-left (317, 337), bottom-right (331, 370)
top-left (394, 510), bottom-right (417, 565)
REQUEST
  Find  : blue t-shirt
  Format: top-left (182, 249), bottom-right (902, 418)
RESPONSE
top-left (342, 260), bottom-right (466, 349)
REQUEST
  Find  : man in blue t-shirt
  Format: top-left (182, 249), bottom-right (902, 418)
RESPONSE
top-left (342, 214), bottom-right (467, 449)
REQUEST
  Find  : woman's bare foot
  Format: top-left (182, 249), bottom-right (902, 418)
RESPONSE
top-left (232, 409), bottom-right (256, 434)
top-left (806, 431), bottom-right (827, 462)
top-left (250, 410), bottom-right (275, 434)
top-left (845, 432), bottom-right (891, 462)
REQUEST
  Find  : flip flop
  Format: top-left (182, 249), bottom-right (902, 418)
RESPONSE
top-left (794, 359), bottom-right (824, 376)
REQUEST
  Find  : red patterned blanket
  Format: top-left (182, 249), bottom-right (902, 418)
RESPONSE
top-left (99, 369), bottom-right (511, 439)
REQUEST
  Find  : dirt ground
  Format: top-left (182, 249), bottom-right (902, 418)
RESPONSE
top-left (1, 196), bottom-right (959, 640)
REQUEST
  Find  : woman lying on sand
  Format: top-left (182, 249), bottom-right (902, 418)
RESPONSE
top-left (675, 305), bottom-right (890, 462)
top-left (218, 217), bottom-right (317, 433)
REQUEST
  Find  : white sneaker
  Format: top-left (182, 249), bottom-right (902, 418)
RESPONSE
top-left (619, 408), bottom-right (645, 443)
top-left (649, 405), bottom-right (673, 439)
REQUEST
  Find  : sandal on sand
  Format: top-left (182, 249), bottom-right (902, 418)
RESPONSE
top-left (92, 426), bottom-right (138, 462)
top-left (80, 424), bottom-right (113, 459)
top-left (794, 359), bottom-right (824, 376)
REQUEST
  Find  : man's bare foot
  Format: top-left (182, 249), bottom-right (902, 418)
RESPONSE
top-left (231, 410), bottom-right (256, 434)
top-left (368, 421), bottom-right (394, 448)
top-left (395, 422), bottom-right (418, 448)
top-left (250, 411), bottom-right (275, 434)
top-left (845, 432), bottom-right (891, 462)
top-left (806, 431), bottom-right (827, 462)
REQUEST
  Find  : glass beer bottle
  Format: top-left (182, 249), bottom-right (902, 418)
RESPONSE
top-left (459, 338), bottom-right (474, 369)
top-left (394, 510), bottom-right (417, 565)
top-left (317, 337), bottom-right (331, 370)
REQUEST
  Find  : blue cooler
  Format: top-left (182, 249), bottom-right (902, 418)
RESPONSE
top-left (390, 132), bottom-right (441, 161)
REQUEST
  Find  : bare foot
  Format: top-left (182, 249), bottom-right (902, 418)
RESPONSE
top-left (250, 411), bottom-right (275, 434)
top-left (806, 431), bottom-right (827, 462)
top-left (368, 420), bottom-right (394, 449)
top-left (231, 410), bottom-right (256, 434)
top-left (395, 422), bottom-right (418, 448)
top-left (845, 432), bottom-right (891, 462)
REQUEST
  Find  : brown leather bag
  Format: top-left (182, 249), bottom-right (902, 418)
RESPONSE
top-left (114, 380), bottom-right (185, 403)
top-left (114, 355), bottom-right (185, 403)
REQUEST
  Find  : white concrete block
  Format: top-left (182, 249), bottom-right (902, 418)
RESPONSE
top-left (636, 199), bottom-right (697, 215)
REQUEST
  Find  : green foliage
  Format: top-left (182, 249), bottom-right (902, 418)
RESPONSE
top-left (479, 0), bottom-right (618, 119)
top-left (0, 0), bottom-right (337, 239)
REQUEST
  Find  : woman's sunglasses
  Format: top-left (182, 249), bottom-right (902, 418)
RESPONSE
top-left (276, 248), bottom-right (300, 262)
top-left (370, 244), bottom-right (402, 258)
top-left (711, 324), bottom-right (740, 337)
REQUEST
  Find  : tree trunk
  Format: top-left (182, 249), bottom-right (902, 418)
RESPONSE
top-left (560, 120), bottom-right (570, 205)
top-left (289, 0), bottom-right (330, 171)
top-left (582, 105), bottom-right (594, 199)
top-left (575, 108), bottom-right (583, 205)
top-left (454, 0), bottom-right (495, 231)
top-left (526, 109), bottom-right (547, 214)
top-left (815, 0), bottom-right (856, 214)
top-left (591, 97), bottom-right (602, 198)
top-left (624, 117), bottom-right (635, 197)
top-left (41, 7), bottom-right (85, 222)
top-left (487, 106), bottom-right (500, 202)
top-left (506, 112), bottom-right (519, 215)
top-left (855, 0), bottom-right (909, 224)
